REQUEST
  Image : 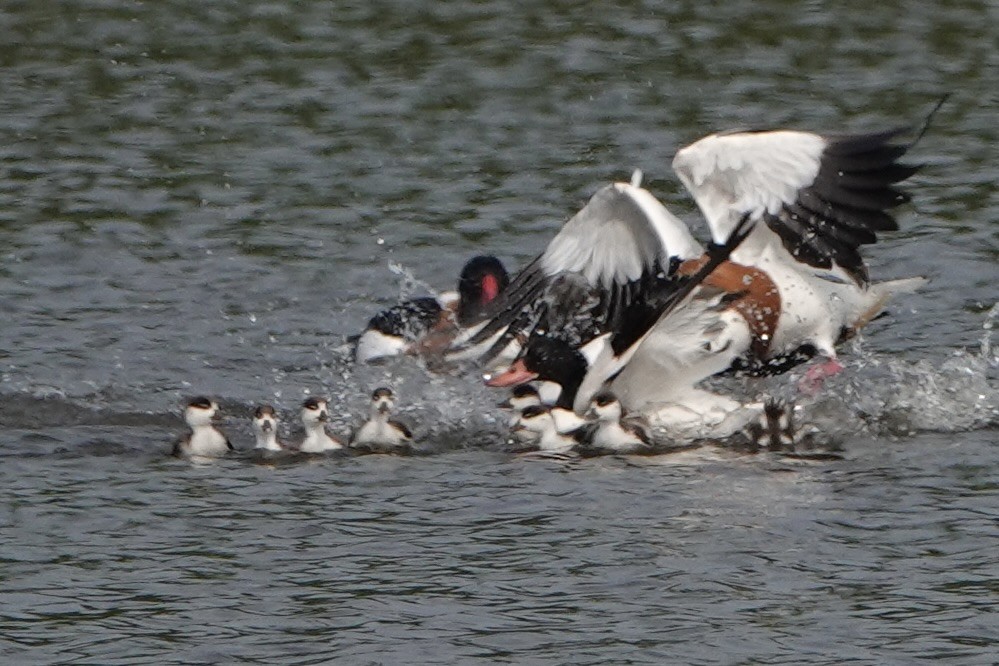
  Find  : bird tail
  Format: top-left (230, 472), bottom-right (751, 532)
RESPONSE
top-left (850, 276), bottom-right (927, 333)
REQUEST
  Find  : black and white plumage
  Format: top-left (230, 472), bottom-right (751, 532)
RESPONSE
top-left (510, 405), bottom-right (583, 454)
top-left (298, 397), bottom-right (344, 452)
top-left (498, 384), bottom-right (542, 416)
top-left (742, 399), bottom-right (797, 452)
top-left (671, 121), bottom-right (929, 363)
top-left (476, 115), bottom-right (928, 385)
top-left (577, 391), bottom-right (654, 455)
top-left (498, 385), bottom-right (544, 445)
top-left (354, 255), bottom-right (509, 363)
top-left (738, 398), bottom-right (834, 457)
top-left (349, 387), bottom-right (414, 454)
top-left (252, 404), bottom-right (290, 452)
top-left (456, 175), bottom-right (718, 368)
top-left (173, 396), bottom-right (232, 458)
top-left (488, 331), bottom-right (764, 440)
top-left (483, 210), bottom-right (755, 417)
top-left (674, 128), bottom-right (917, 284)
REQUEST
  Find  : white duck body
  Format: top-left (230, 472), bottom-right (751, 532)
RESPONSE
top-left (751, 239), bottom-right (924, 359)
top-left (183, 425), bottom-right (231, 457)
top-left (673, 126), bottom-right (927, 363)
top-left (351, 415), bottom-right (411, 450)
top-left (584, 292), bottom-right (742, 410)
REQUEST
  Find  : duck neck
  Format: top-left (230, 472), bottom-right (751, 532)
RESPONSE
top-left (553, 373), bottom-right (583, 411)
top-left (369, 406), bottom-right (391, 427)
top-left (256, 431), bottom-right (280, 450)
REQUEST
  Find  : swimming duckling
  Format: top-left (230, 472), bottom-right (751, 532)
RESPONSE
top-left (578, 391), bottom-right (654, 455)
top-left (350, 387), bottom-right (413, 453)
top-left (511, 405), bottom-right (581, 454)
top-left (298, 397), bottom-right (345, 452)
top-left (252, 404), bottom-right (290, 451)
top-left (173, 396), bottom-right (232, 458)
top-left (498, 384), bottom-right (543, 425)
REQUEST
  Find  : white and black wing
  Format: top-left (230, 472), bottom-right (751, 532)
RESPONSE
top-left (673, 127), bottom-right (919, 284)
top-left (457, 180), bottom-right (703, 363)
top-left (570, 216), bottom-right (756, 412)
top-left (538, 180), bottom-right (702, 288)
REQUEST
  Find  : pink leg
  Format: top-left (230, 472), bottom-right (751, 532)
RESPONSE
top-left (798, 357), bottom-right (845, 396)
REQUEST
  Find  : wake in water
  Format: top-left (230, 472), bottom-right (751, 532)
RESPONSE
top-left (1, 280), bottom-right (995, 456)
top-left (721, 302), bottom-right (999, 442)
top-left (219, 301), bottom-right (999, 453)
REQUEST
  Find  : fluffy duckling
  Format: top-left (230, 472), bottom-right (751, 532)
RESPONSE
top-left (579, 391), bottom-right (654, 455)
top-left (172, 396), bottom-right (232, 458)
top-left (350, 387), bottom-right (413, 453)
top-left (512, 405), bottom-right (580, 454)
top-left (298, 397), bottom-right (345, 452)
top-left (498, 384), bottom-right (543, 425)
top-left (498, 385), bottom-right (544, 445)
top-left (252, 404), bottom-right (291, 451)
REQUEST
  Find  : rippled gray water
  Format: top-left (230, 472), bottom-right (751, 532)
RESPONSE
top-left (1, 0), bottom-right (997, 663)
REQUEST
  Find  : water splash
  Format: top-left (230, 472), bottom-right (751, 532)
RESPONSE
top-left (979, 301), bottom-right (999, 366)
top-left (813, 305), bottom-right (999, 435)
top-left (387, 261), bottom-right (442, 302)
top-left (3, 305), bottom-right (996, 453)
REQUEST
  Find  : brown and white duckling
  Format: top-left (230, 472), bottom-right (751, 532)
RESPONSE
top-left (172, 396), bottom-right (232, 458)
top-left (349, 387), bottom-right (413, 453)
top-left (579, 391), bottom-right (654, 455)
top-left (740, 398), bottom-right (828, 455)
top-left (511, 405), bottom-right (581, 454)
top-left (298, 397), bottom-right (345, 452)
top-left (498, 384), bottom-right (542, 427)
top-left (252, 404), bottom-right (291, 451)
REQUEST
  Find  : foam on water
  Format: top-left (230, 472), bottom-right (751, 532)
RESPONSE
top-left (791, 303), bottom-right (999, 438)
top-left (1, 302), bottom-right (996, 456)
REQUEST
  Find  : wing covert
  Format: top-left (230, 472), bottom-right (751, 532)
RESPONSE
top-left (673, 127), bottom-right (919, 284)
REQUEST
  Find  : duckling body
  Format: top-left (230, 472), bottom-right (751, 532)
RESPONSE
top-left (173, 397), bottom-right (232, 458)
top-left (350, 388), bottom-right (413, 454)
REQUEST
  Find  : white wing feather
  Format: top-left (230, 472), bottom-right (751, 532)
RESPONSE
top-left (672, 131), bottom-right (827, 245)
top-left (540, 182), bottom-right (702, 288)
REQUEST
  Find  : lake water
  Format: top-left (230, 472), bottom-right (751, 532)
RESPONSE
top-left (1, 0), bottom-right (997, 663)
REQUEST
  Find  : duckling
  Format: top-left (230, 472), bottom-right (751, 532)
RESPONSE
top-left (498, 384), bottom-right (543, 425)
top-left (497, 385), bottom-right (543, 446)
top-left (350, 387), bottom-right (413, 454)
top-left (252, 404), bottom-right (290, 451)
top-left (578, 391), bottom-right (654, 455)
top-left (512, 405), bottom-right (581, 454)
top-left (298, 397), bottom-right (345, 452)
top-left (173, 396), bottom-right (232, 458)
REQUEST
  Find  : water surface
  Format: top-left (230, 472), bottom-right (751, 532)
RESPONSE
top-left (1, 0), bottom-right (997, 663)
